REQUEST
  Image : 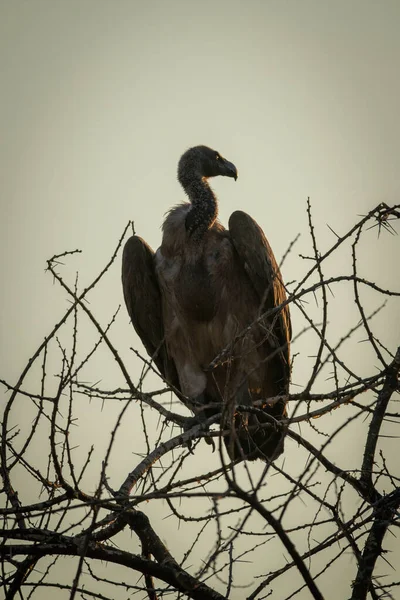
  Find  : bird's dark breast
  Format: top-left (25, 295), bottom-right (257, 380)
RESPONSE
top-left (176, 261), bottom-right (218, 322)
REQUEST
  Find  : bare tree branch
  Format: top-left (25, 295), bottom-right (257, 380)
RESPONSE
top-left (1, 204), bottom-right (399, 600)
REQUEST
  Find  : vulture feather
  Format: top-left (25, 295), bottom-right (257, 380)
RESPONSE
top-left (122, 145), bottom-right (291, 461)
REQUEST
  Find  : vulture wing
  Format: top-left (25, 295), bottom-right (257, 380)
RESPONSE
top-left (227, 210), bottom-right (291, 460)
top-left (228, 210), bottom-right (291, 388)
top-left (121, 236), bottom-right (180, 388)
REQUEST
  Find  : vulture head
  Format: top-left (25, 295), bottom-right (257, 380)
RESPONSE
top-left (178, 145), bottom-right (238, 186)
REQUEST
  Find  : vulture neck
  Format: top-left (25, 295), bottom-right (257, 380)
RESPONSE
top-left (178, 168), bottom-right (218, 240)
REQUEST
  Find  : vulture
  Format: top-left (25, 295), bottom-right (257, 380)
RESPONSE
top-left (122, 145), bottom-right (291, 461)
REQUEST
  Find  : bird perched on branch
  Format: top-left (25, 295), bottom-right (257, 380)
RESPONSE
top-left (122, 145), bottom-right (291, 461)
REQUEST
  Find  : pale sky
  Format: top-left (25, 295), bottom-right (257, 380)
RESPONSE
top-left (1, 1), bottom-right (399, 599)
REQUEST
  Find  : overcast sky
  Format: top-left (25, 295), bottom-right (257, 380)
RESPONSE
top-left (1, 1), bottom-right (399, 598)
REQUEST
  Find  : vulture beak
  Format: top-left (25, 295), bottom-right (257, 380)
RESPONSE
top-left (223, 159), bottom-right (238, 181)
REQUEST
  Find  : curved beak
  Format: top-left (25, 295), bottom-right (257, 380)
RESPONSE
top-left (222, 159), bottom-right (238, 181)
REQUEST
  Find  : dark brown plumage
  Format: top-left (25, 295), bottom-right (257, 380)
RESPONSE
top-left (122, 145), bottom-right (291, 461)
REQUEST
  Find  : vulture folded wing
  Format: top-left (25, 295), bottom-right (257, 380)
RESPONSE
top-left (228, 210), bottom-right (291, 382)
top-left (121, 235), bottom-right (180, 388)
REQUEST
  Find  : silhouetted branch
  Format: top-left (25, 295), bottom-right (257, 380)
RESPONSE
top-left (360, 347), bottom-right (400, 490)
top-left (1, 203), bottom-right (399, 599)
top-left (350, 488), bottom-right (400, 600)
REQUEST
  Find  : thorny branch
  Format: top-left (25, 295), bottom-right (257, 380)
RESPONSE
top-left (1, 203), bottom-right (399, 600)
